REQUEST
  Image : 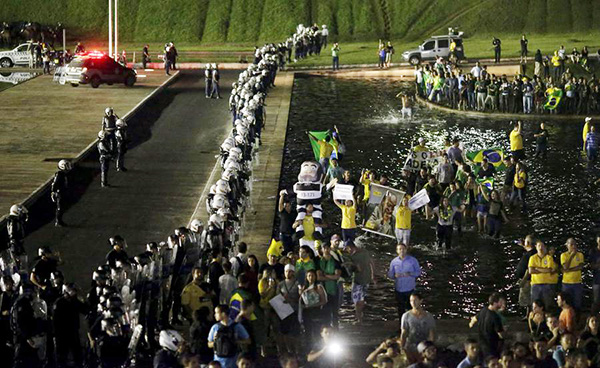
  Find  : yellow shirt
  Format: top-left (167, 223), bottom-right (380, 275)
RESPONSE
top-left (395, 205), bottom-right (412, 229)
top-left (413, 145), bottom-right (428, 152)
top-left (258, 278), bottom-right (277, 309)
top-left (560, 251), bottom-right (584, 284)
top-left (514, 171), bottom-right (526, 188)
top-left (583, 122), bottom-right (590, 149)
top-left (302, 215), bottom-right (315, 240)
top-left (510, 129), bottom-right (523, 151)
top-left (528, 254), bottom-right (557, 285)
top-left (317, 140), bottom-right (333, 159)
top-left (340, 204), bottom-right (357, 229)
top-left (181, 282), bottom-right (213, 316)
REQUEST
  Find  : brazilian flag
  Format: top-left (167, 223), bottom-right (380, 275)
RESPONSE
top-left (466, 147), bottom-right (506, 171)
top-left (308, 130), bottom-right (330, 161)
top-left (476, 177), bottom-right (494, 191)
top-left (544, 88), bottom-right (563, 110)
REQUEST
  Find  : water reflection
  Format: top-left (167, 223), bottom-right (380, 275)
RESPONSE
top-left (280, 74), bottom-right (600, 320)
top-left (0, 71), bottom-right (38, 85)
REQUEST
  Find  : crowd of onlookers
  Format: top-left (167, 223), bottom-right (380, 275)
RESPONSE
top-left (416, 41), bottom-right (600, 115)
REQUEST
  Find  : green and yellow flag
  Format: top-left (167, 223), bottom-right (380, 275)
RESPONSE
top-left (308, 130), bottom-right (330, 161)
top-left (544, 88), bottom-right (563, 110)
top-left (476, 177), bottom-right (494, 191)
top-left (466, 147), bottom-right (506, 171)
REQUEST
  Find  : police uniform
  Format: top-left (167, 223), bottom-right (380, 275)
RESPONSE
top-left (204, 66), bottom-right (212, 98)
top-left (51, 169), bottom-right (68, 226)
top-left (115, 126), bottom-right (128, 172)
top-left (98, 136), bottom-right (113, 187)
top-left (211, 67), bottom-right (221, 99)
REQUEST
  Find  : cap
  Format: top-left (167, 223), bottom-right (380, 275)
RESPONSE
top-left (284, 264), bottom-right (295, 272)
top-left (330, 234), bottom-right (341, 242)
top-left (586, 117), bottom-right (592, 122)
top-left (418, 137), bottom-right (425, 143)
top-left (417, 340), bottom-right (435, 354)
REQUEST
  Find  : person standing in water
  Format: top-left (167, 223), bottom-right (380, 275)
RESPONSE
top-left (395, 92), bottom-right (413, 119)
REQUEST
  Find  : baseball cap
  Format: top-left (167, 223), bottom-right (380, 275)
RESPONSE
top-left (330, 234), bottom-right (341, 242)
top-left (284, 264), bottom-right (295, 272)
top-left (586, 117), bottom-right (592, 122)
top-left (418, 137), bottom-right (425, 143)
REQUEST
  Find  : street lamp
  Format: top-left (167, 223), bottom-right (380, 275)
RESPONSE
top-left (108, 0), bottom-right (118, 58)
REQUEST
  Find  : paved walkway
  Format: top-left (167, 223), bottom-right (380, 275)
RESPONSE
top-left (24, 71), bottom-right (236, 284)
top-left (0, 70), bottom-right (172, 216)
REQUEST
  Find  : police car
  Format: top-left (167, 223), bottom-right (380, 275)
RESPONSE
top-left (62, 51), bottom-right (137, 88)
top-left (0, 43), bottom-right (35, 68)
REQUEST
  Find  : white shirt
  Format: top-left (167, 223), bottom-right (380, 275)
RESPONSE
top-left (322, 28), bottom-right (329, 37)
top-left (470, 66), bottom-right (481, 78)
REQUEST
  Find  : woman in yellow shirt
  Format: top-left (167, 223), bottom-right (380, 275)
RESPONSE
top-left (334, 195), bottom-right (357, 243)
top-left (394, 195), bottom-right (412, 246)
top-left (510, 162), bottom-right (527, 212)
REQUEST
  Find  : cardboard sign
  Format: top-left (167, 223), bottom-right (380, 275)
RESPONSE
top-left (403, 151), bottom-right (442, 171)
top-left (333, 184), bottom-right (354, 201)
top-left (408, 188), bottom-right (430, 210)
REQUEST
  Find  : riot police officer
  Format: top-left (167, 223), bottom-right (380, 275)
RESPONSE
top-left (53, 283), bottom-right (87, 368)
top-left (102, 107), bottom-right (118, 151)
top-left (51, 159), bottom-right (71, 227)
top-left (115, 119), bottom-right (128, 172)
top-left (6, 204), bottom-right (28, 267)
top-left (97, 130), bottom-right (113, 187)
top-left (0, 276), bottom-right (17, 364)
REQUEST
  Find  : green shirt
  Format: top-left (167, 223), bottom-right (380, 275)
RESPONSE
top-left (331, 46), bottom-right (340, 57)
top-left (318, 257), bottom-right (341, 295)
top-left (295, 258), bottom-right (316, 285)
top-left (444, 188), bottom-right (465, 208)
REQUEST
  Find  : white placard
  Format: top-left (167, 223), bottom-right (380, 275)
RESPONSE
top-left (333, 184), bottom-right (354, 201)
top-left (408, 188), bottom-right (430, 210)
top-left (403, 151), bottom-right (442, 171)
top-left (269, 294), bottom-right (295, 320)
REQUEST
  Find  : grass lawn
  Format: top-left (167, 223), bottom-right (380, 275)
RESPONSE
top-left (3, 32), bottom-right (600, 66)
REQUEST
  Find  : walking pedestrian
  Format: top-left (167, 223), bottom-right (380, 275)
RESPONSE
top-left (586, 125), bottom-right (598, 163)
top-left (344, 241), bottom-right (374, 324)
top-left (387, 243), bottom-right (421, 325)
top-left (432, 197), bottom-right (456, 250)
top-left (470, 292), bottom-right (505, 357)
top-left (211, 63), bottom-right (221, 99)
top-left (509, 121), bottom-right (525, 160)
top-left (534, 122), bottom-right (549, 159)
top-left (204, 64), bottom-right (212, 98)
top-left (399, 293), bottom-right (435, 363)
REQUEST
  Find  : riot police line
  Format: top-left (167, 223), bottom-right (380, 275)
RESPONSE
top-left (1, 24), bottom-right (322, 368)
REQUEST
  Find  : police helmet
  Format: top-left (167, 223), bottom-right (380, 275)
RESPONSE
top-left (115, 119), bottom-right (127, 128)
top-left (38, 246), bottom-right (52, 257)
top-left (98, 130), bottom-right (106, 140)
top-left (211, 63), bottom-right (217, 69)
top-left (217, 208), bottom-right (229, 218)
top-left (190, 219), bottom-right (204, 232)
top-left (105, 107), bottom-right (113, 116)
top-left (234, 134), bottom-right (245, 145)
top-left (62, 282), bottom-right (77, 296)
top-left (50, 271), bottom-right (64, 287)
top-left (205, 63), bottom-right (210, 69)
top-left (159, 330), bottom-right (183, 352)
top-left (58, 159), bottom-right (72, 171)
top-left (109, 235), bottom-right (125, 247)
top-left (211, 194), bottom-right (227, 209)
top-left (209, 213), bottom-right (222, 226)
top-left (9, 204), bottom-right (27, 217)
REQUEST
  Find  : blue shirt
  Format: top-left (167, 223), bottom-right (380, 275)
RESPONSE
top-left (587, 132), bottom-right (599, 150)
top-left (387, 255), bottom-right (421, 292)
top-left (207, 321), bottom-right (250, 368)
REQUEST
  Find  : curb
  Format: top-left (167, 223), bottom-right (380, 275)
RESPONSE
top-left (0, 71), bottom-right (181, 225)
top-left (416, 94), bottom-right (599, 121)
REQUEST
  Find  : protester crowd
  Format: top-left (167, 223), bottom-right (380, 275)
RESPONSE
top-left (0, 24), bottom-right (320, 368)
top-left (416, 37), bottom-right (600, 115)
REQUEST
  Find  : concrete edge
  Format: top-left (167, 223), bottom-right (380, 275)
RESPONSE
top-left (415, 94), bottom-right (600, 121)
top-left (0, 71), bottom-right (181, 224)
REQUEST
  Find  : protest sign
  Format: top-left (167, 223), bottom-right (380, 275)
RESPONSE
top-left (408, 188), bottom-right (430, 210)
top-left (333, 184), bottom-right (354, 201)
top-left (363, 183), bottom-right (405, 239)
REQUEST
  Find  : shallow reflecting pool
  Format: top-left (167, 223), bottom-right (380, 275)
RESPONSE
top-left (279, 74), bottom-right (600, 320)
top-left (0, 71), bottom-right (38, 92)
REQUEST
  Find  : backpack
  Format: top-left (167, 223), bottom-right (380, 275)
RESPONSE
top-left (214, 323), bottom-right (237, 357)
top-left (232, 256), bottom-right (243, 277)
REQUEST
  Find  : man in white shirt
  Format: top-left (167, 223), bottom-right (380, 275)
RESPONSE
top-left (470, 61), bottom-right (482, 78)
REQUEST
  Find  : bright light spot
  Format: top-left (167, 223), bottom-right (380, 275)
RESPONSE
top-left (136, 75), bottom-right (147, 78)
top-left (326, 338), bottom-right (344, 358)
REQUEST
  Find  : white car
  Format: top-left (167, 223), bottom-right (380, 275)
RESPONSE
top-left (0, 43), bottom-right (35, 68)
